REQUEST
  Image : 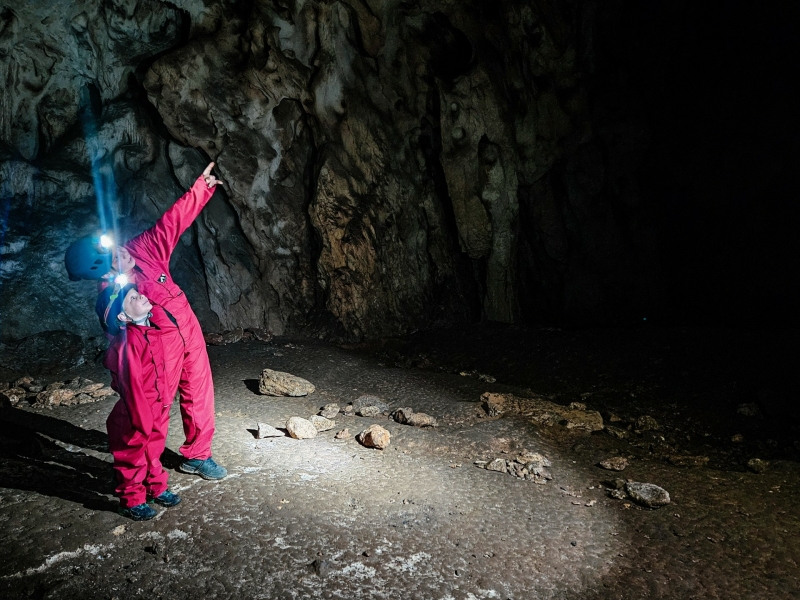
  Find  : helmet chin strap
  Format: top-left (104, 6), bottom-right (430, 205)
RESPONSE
top-left (123, 310), bottom-right (152, 326)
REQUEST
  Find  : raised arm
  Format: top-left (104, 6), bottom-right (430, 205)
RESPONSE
top-left (125, 163), bottom-right (223, 264)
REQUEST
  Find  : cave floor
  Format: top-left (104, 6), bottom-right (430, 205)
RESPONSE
top-left (1, 324), bottom-right (798, 599)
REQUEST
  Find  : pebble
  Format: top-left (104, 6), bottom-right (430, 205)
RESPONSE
top-left (286, 417), bottom-right (318, 439)
top-left (356, 424), bottom-right (391, 449)
top-left (319, 403), bottom-right (340, 419)
top-left (731, 433), bottom-right (744, 443)
top-left (598, 457), bottom-right (629, 471)
top-left (625, 482), bottom-right (670, 508)
top-left (334, 428), bottom-right (351, 440)
top-left (256, 423), bottom-right (284, 438)
top-left (747, 458), bottom-right (768, 473)
top-left (342, 405), bottom-right (355, 416)
top-left (259, 369), bottom-right (316, 397)
top-left (309, 415), bottom-right (335, 431)
top-left (605, 426), bottom-right (629, 439)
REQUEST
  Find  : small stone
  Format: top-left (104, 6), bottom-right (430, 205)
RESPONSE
top-left (334, 428), bottom-right (351, 440)
top-left (204, 333), bottom-right (225, 345)
top-left (342, 404), bottom-right (355, 416)
top-left (309, 415), bottom-right (335, 431)
top-left (605, 426), bottom-right (629, 439)
top-left (608, 489), bottom-right (627, 500)
top-left (13, 376), bottom-right (33, 388)
top-left (319, 403), bottom-right (340, 419)
top-left (74, 393), bottom-right (94, 404)
top-left (625, 482), bottom-right (670, 508)
top-left (357, 406), bottom-right (382, 417)
top-left (598, 457), bottom-right (629, 471)
top-left (356, 424), bottom-right (391, 449)
top-left (737, 403), bottom-right (761, 417)
top-left (477, 373), bottom-right (496, 383)
top-left (259, 369), bottom-right (315, 397)
top-left (221, 327), bottom-right (243, 344)
top-left (2, 387), bottom-right (27, 406)
top-left (485, 458), bottom-right (508, 473)
top-left (256, 423), bottom-right (284, 438)
top-left (668, 455), bottom-right (709, 467)
top-left (731, 433), bottom-right (744, 443)
top-left (392, 407), bottom-right (437, 427)
top-left (352, 395), bottom-right (389, 412)
top-left (568, 402), bottom-right (587, 411)
top-left (286, 417), bottom-right (318, 439)
top-left (249, 328), bottom-right (273, 342)
top-left (483, 395), bottom-right (504, 417)
top-left (747, 458), bottom-right (768, 473)
top-left (35, 389), bottom-right (76, 406)
top-left (90, 387), bottom-right (115, 398)
top-left (635, 415), bottom-right (659, 432)
top-left (45, 382), bottom-right (65, 391)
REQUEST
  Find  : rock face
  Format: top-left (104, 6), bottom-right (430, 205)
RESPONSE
top-left (258, 369), bottom-right (315, 397)
top-left (0, 0), bottom-right (669, 363)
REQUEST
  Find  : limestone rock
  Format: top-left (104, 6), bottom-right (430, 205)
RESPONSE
top-left (392, 407), bottom-right (438, 427)
top-left (625, 482), bottom-right (670, 508)
top-left (481, 392), bottom-right (604, 432)
top-left (256, 423), bottom-right (284, 439)
top-left (599, 457), bottom-right (629, 471)
top-left (485, 458), bottom-right (508, 473)
top-left (319, 403), bottom-right (340, 419)
top-left (221, 328), bottom-right (244, 344)
top-left (90, 388), bottom-right (115, 398)
top-left (35, 389), bottom-right (76, 406)
top-left (334, 428), bottom-right (351, 440)
top-left (352, 395), bottom-right (389, 412)
top-left (286, 417), bottom-right (317, 440)
top-left (249, 329), bottom-right (273, 342)
top-left (635, 415), bottom-right (660, 432)
top-left (356, 424), bottom-right (391, 450)
top-left (259, 369), bottom-right (315, 397)
top-left (747, 458), bottom-right (768, 474)
top-left (357, 406), bottom-right (382, 417)
top-left (342, 405), bottom-right (355, 416)
top-left (310, 415), bottom-right (335, 432)
top-left (2, 387), bottom-right (27, 406)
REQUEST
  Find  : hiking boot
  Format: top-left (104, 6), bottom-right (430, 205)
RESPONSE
top-left (179, 457), bottom-right (227, 480)
top-left (149, 489), bottom-right (181, 507)
top-left (118, 503), bottom-right (158, 521)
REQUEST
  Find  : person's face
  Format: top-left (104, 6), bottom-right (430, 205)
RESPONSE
top-left (110, 246), bottom-right (135, 275)
top-left (122, 288), bottom-right (152, 321)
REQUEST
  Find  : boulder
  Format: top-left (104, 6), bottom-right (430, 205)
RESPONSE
top-left (259, 369), bottom-right (315, 397)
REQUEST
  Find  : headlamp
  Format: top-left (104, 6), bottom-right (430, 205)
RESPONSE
top-left (114, 273), bottom-right (129, 286)
top-left (99, 234), bottom-right (113, 249)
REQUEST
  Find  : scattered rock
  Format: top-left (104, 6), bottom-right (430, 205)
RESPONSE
top-left (248, 328), bottom-right (273, 342)
top-left (668, 455), bottom-right (709, 468)
top-left (309, 415), bottom-right (335, 431)
top-left (625, 482), bottom-right (671, 508)
top-left (342, 404), bottom-right (355, 416)
top-left (286, 417), bottom-right (318, 439)
top-left (598, 457), bottom-right (629, 471)
top-left (391, 407), bottom-right (437, 427)
top-left (477, 373), bottom-right (496, 383)
top-left (605, 426), bottom-right (629, 439)
top-left (603, 478), bottom-right (626, 490)
top-left (608, 489), bottom-right (627, 500)
top-left (737, 403), bottom-right (761, 417)
top-left (90, 387), bottom-right (115, 398)
top-left (731, 433), bottom-right (744, 443)
top-left (480, 392), bottom-right (604, 432)
top-left (256, 423), bottom-right (284, 438)
top-left (2, 387), bottom-right (27, 406)
top-left (485, 458), bottom-right (508, 473)
top-left (204, 333), bottom-right (225, 346)
top-left (747, 458), bottom-right (768, 473)
top-left (568, 402), bottom-right (586, 411)
top-left (34, 388), bottom-right (76, 406)
top-left (635, 415), bottom-right (659, 432)
top-left (352, 395), bottom-right (389, 412)
top-left (259, 369), bottom-right (315, 397)
top-left (525, 454), bottom-right (554, 484)
top-left (319, 403), bottom-right (340, 419)
top-left (311, 558), bottom-right (331, 578)
top-left (357, 406), bottom-right (382, 417)
top-left (334, 428), bottom-right (351, 440)
top-left (356, 424), bottom-right (391, 449)
top-left (221, 327), bottom-right (244, 344)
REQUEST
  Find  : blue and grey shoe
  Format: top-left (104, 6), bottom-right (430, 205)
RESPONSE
top-left (149, 489), bottom-right (182, 507)
top-left (179, 457), bottom-right (227, 480)
top-left (118, 503), bottom-right (158, 521)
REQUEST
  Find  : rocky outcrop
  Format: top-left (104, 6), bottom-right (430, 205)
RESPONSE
top-left (1, 0), bottom-right (663, 366)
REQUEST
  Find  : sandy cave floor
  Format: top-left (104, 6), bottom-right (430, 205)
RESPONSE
top-left (0, 324), bottom-right (799, 599)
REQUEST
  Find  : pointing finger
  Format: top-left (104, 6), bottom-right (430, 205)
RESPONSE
top-left (202, 162), bottom-right (215, 176)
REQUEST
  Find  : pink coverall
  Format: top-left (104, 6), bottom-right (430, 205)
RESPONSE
top-left (105, 309), bottom-right (176, 508)
top-left (123, 176), bottom-right (217, 460)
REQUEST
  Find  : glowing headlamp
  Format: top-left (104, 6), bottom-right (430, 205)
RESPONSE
top-left (99, 234), bottom-right (113, 249)
top-left (114, 273), bottom-right (129, 286)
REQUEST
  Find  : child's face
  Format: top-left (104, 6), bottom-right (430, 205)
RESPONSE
top-left (109, 246), bottom-right (135, 276)
top-left (122, 288), bottom-right (152, 321)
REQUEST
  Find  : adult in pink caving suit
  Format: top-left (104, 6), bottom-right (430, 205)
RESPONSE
top-left (65, 163), bottom-right (227, 480)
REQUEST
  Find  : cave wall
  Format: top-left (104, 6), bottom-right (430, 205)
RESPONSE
top-left (1, 0), bottom-right (671, 357)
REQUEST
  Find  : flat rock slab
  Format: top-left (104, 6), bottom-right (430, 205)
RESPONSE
top-left (259, 368), bottom-right (316, 396)
top-left (625, 482), bottom-right (671, 508)
top-left (256, 423), bottom-right (285, 438)
top-left (481, 392), bottom-right (604, 432)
